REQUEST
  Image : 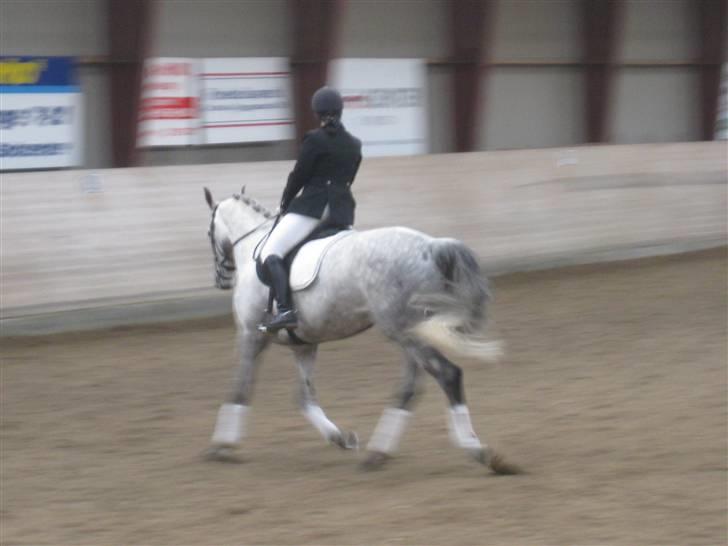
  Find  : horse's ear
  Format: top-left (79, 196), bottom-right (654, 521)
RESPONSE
top-left (241, 185), bottom-right (246, 195)
top-left (204, 187), bottom-right (215, 210)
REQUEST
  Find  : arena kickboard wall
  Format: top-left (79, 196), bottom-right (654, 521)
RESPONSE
top-left (1, 142), bottom-right (726, 321)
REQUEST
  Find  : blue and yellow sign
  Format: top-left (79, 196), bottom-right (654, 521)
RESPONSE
top-left (0, 57), bottom-right (78, 89)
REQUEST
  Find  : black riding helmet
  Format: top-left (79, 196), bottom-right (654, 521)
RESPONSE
top-left (311, 86), bottom-right (343, 118)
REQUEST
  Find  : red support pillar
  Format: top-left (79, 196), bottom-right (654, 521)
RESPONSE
top-left (697, 0), bottom-right (727, 141)
top-left (450, 0), bottom-right (494, 152)
top-left (582, 0), bottom-right (623, 144)
top-left (290, 0), bottom-right (344, 144)
top-left (108, 0), bottom-right (155, 167)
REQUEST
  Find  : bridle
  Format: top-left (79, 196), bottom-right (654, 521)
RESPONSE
top-left (208, 204), bottom-right (275, 283)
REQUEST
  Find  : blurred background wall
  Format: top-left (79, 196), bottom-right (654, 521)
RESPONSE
top-left (0, 0), bottom-right (719, 168)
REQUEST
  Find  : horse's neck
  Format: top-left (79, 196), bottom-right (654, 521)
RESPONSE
top-left (233, 232), bottom-right (264, 268)
top-left (228, 211), bottom-right (270, 267)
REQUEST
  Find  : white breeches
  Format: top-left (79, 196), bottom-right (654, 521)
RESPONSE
top-left (260, 212), bottom-right (321, 261)
top-left (260, 205), bottom-right (329, 263)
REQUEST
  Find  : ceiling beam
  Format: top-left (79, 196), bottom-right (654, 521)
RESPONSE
top-left (108, 0), bottom-right (156, 167)
top-left (289, 0), bottom-right (345, 144)
top-left (581, 0), bottom-right (624, 144)
top-left (449, 0), bottom-right (494, 152)
top-left (697, 0), bottom-right (727, 140)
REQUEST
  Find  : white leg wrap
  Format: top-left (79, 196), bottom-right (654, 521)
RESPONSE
top-left (366, 408), bottom-right (411, 454)
top-left (448, 405), bottom-right (483, 450)
top-left (211, 404), bottom-right (248, 446)
top-left (303, 405), bottom-right (340, 441)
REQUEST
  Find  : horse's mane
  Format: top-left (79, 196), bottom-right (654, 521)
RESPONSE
top-left (234, 193), bottom-right (274, 219)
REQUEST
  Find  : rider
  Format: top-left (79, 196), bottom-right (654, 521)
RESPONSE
top-left (259, 86), bottom-right (362, 331)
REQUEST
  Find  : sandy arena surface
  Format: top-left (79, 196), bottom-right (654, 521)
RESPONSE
top-left (1, 249), bottom-right (726, 545)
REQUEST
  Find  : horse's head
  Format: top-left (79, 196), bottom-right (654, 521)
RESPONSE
top-left (205, 187), bottom-right (237, 289)
top-left (204, 186), bottom-right (274, 290)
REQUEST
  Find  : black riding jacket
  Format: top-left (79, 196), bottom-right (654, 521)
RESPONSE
top-left (281, 123), bottom-right (362, 227)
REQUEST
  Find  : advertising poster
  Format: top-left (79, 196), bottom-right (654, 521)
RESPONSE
top-left (200, 58), bottom-right (294, 144)
top-left (329, 58), bottom-right (428, 157)
top-left (0, 56), bottom-right (83, 170)
top-left (137, 58), bottom-right (200, 147)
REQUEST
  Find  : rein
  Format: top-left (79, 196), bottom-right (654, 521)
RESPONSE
top-left (252, 214), bottom-right (281, 262)
top-left (231, 217), bottom-right (275, 249)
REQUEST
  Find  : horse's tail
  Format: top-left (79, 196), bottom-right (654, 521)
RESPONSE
top-left (408, 239), bottom-right (503, 363)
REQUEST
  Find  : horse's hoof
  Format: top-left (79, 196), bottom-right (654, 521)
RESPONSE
top-left (360, 451), bottom-right (390, 471)
top-left (469, 447), bottom-right (491, 466)
top-left (487, 450), bottom-right (523, 475)
top-left (332, 431), bottom-right (359, 451)
top-left (202, 445), bottom-right (244, 464)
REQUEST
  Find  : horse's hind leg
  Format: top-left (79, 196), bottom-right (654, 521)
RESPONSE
top-left (419, 347), bottom-right (521, 474)
top-left (207, 328), bottom-right (268, 459)
top-left (294, 345), bottom-right (358, 450)
top-left (363, 345), bottom-right (422, 469)
top-left (417, 347), bottom-right (490, 463)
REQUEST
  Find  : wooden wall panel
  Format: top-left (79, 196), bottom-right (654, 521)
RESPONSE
top-left (1, 142), bottom-right (725, 317)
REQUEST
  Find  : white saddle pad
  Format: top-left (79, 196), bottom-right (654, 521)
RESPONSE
top-left (290, 230), bottom-right (354, 292)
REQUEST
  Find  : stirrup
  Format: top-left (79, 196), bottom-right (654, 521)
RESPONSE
top-left (259, 309), bottom-right (298, 332)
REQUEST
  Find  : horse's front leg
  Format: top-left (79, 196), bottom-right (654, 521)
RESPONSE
top-left (362, 344), bottom-right (422, 469)
top-left (294, 345), bottom-right (358, 450)
top-left (207, 328), bottom-right (268, 458)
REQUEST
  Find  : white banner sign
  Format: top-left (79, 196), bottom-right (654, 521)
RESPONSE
top-left (200, 58), bottom-right (294, 144)
top-left (0, 57), bottom-right (83, 170)
top-left (137, 58), bottom-right (200, 147)
top-left (330, 58), bottom-right (428, 157)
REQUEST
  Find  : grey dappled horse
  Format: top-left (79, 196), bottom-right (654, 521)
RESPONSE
top-left (204, 187), bottom-right (519, 474)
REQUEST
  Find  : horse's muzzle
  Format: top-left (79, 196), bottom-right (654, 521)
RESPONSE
top-left (215, 270), bottom-right (234, 290)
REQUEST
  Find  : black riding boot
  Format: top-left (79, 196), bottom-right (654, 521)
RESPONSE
top-left (261, 255), bottom-right (298, 331)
